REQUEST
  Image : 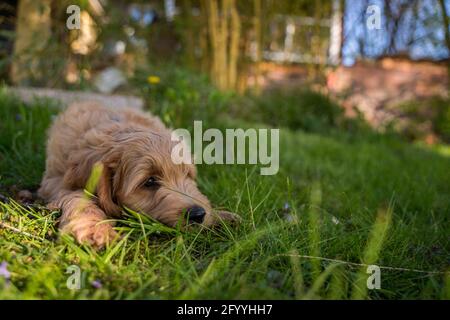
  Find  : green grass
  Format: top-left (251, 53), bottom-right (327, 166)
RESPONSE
top-left (0, 87), bottom-right (449, 299)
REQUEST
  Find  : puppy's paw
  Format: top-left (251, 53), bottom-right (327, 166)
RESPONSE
top-left (63, 214), bottom-right (118, 249)
top-left (213, 210), bottom-right (241, 225)
top-left (75, 223), bottom-right (118, 249)
top-left (91, 223), bottom-right (119, 249)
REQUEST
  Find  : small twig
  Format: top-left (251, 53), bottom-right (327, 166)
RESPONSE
top-left (278, 254), bottom-right (449, 275)
top-left (0, 221), bottom-right (47, 242)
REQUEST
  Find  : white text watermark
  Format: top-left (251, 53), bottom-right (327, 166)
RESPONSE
top-left (171, 121), bottom-right (279, 176)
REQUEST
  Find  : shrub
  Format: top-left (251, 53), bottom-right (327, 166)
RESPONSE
top-left (232, 88), bottom-right (369, 135)
top-left (394, 97), bottom-right (450, 143)
top-left (131, 65), bottom-right (234, 129)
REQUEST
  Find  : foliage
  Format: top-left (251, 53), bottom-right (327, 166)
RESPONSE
top-left (131, 65), bottom-right (234, 129)
top-left (393, 97), bottom-right (450, 143)
top-left (0, 87), bottom-right (58, 188)
top-left (230, 88), bottom-right (373, 137)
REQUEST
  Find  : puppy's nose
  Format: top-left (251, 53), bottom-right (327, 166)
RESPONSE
top-left (186, 206), bottom-right (206, 224)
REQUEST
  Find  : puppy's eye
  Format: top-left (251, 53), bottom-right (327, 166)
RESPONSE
top-left (144, 177), bottom-right (159, 188)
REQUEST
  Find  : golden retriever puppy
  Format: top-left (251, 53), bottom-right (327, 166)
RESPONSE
top-left (38, 102), bottom-right (237, 248)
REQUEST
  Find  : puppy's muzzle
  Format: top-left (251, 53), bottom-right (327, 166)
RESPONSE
top-left (186, 206), bottom-right (206, 224)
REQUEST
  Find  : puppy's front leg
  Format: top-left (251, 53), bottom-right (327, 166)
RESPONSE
top-left (51, 190), bottom-right (118, 249)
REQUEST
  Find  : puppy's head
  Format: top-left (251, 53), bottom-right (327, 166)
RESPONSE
top-left (96, 130), bottom-right (216, 227)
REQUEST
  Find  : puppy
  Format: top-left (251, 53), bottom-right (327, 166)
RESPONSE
top-left (38, 102), bottom-right (237, 248)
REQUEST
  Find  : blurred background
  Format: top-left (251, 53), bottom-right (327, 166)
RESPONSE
top-left (0, 0), bottom-right (449, 143)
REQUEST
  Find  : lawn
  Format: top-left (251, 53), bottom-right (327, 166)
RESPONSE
top-left (0, 83), bottom-right (449, 299)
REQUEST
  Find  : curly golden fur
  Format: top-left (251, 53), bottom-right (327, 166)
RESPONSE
top-left (38, 102), bottom-right (237, 248)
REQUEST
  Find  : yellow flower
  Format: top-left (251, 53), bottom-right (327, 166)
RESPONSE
top-left (147, 75), bottom-right (160, 84)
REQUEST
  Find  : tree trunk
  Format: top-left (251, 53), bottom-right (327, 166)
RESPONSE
top-left (11, 0), bottom-right (52, 85)
top-left (205, 0), bottom-right (220, 88)
top-left (204, 0), bottom-right (241, 91)
top-left (181, 0), bottom-right (195, 68)
top-left (219, 0), bottom-right (229, 89)
top-left (328, 0), bottom-right (343, 65)
top-left (253, 0), bottom-right (262, 93)
top-left (438, 0), bottom-right (450, 92)
top-left (228, 0), bottom-right (240, 90)
top-left (199, 0), bottom-right (210, 74)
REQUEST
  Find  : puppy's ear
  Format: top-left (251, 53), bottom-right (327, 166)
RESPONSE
top-left (62, 140), bottom-right (122, 217)
top-left (63, 151), bottom-right (97, 189)
top-left (96, 162), bottom-right (122, 217)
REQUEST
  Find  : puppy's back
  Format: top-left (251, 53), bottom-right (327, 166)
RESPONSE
top-left (40, 102), bottom-right (168, 199)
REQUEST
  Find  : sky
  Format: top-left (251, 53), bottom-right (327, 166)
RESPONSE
top-left (342, 0), bottom-right (450, 65)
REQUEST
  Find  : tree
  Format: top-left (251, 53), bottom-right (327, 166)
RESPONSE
top-left (253, 0), bottom-right (262, 93)
top-left (11, 0), bottom-right (52, 85)
top-left (203, 0), bottom-right (241, 91)
top-left (438, 0), bottom-right (450, 91)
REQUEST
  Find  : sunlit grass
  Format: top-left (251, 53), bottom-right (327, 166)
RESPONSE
top-left (0, 90), bottom-right (449, 299)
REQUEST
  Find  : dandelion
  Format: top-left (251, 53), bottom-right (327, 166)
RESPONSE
top-left (147, 75), bottom-right (160, 85)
